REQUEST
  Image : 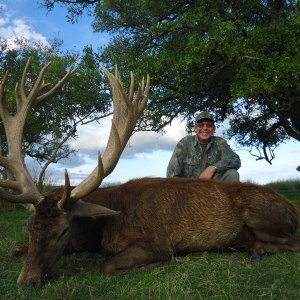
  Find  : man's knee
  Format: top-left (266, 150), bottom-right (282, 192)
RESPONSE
top-left (224, 169), bottom-right (240, 181)
top-left (215, 169), bottom-right (240, 181)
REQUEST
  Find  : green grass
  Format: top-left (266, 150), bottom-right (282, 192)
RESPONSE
top-left (1, 180), bottom-right (300, 299)
top-left (266, 179), bottom-right (300, 205)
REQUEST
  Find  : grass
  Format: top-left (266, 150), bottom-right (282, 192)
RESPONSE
top-left (1, 180), bottom-right (300, 299)
top-left (266, 179), bottom-right (300, 203)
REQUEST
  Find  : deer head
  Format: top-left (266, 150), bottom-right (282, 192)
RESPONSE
top-left (0, 58), bottom-right (150, 286)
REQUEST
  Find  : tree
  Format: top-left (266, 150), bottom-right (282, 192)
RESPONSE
top-left (40, 0), bottom-right (300, 164)
top-left (0, 38), bottom-right (112, 189)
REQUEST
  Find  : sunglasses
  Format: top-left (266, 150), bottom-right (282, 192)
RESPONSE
top-left (196, 122), bottom-right (214, 129)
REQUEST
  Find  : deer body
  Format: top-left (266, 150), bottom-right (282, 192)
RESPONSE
top-left (85, 178), bottom-right (300, 259)
top-left (18, 177), bottom-right (300, 284)
top-left (91, 178), bottom-right (245, 255)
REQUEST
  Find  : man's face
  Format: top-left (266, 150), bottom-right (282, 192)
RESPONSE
top-left (194, 120), bottom-right (215, 143)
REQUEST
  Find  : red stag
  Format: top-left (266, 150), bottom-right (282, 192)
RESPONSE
top-left (1, 60), bottom-right (300, 287)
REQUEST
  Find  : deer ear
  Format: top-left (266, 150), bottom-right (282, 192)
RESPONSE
top-left (70, 200), bottom-right (120, 217)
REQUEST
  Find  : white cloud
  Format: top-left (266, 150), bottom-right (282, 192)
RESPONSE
top-left (0, 14), bottom-right (9, 26)
top-left (68, 116), bottom-right (187, 158)
top-left (0, 6), bottom-right (49, 48)
top-left (61, 117), bottom-right (187, 184)
top-left (68, 118), bottom-right (111, 154)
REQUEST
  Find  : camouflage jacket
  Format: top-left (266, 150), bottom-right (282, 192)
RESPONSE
top-left (166, 135), bottom-right (241, 178)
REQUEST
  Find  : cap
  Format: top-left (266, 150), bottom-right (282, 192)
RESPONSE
top-left (195, 111), bottom-right (214, 123)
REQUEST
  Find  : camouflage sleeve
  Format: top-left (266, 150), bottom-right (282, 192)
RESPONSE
top-left (213, 139), bottom-right (241, 172)
top-left (166, 139), bottom-right (186, 177)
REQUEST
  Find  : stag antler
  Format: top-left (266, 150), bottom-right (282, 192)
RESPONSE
top-left (62, 66), bottom-right (150, 206)
top-left (0, 57), bottom-right (76, 205)
top-left (0, 60), bottom-right (150, 209)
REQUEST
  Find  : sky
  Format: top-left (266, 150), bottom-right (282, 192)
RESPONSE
top-left (0, 0), bottom-right (300, 186)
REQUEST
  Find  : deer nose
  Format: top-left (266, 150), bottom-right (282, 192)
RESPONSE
top-left (17, 274), bottom-right (42, 287)
top-left (27, 278), bottom-right (41, 287)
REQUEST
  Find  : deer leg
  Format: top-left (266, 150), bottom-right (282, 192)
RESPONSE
top-left (236, 226), bottom-right (264, 262)
top-left (254, 231), bottom-right (298, 244)
top-left (100, 245), bottom-right (172, 275)
top-left (244, 213), bottom-right (300, 260)
top-left (254, 238), bottom-right (300, 254)
top-left (248, 234), bottom-right (300, 263)
top-left (264, 241), bottom-right (300, 253)
top-left (254, 230), bottom-right (300, 252)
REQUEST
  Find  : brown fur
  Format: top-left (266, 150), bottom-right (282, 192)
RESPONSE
top-left (17, 177), bottom-right (300, 285)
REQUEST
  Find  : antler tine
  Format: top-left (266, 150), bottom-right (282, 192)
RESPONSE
top-left (70, 66), bottom-right (150, 201)
top-left (0, 71), bottom-right (9, 116)
top-left (128, 72), bottom-right (135, 102)
top-left (0, 188), bottom-right (41, 204)
top-left (20, 57), bottom-right (34, 101)
top-left (68, 151), bottom-right (105, 201)
top-left (26, 61), bottom-right (52, 103)
top-left (114, 64), bottom-right (119, 78)
top-left (134, 74), bottom-right (150, 115)
top-left (15, 82), bottom-right (22, 112)
top-left (101, 67), bottom-right (149, 168)
top-left (58, 169), bottom-right (71, 210)
top-left (0, 58), bottom-right (76, 205)
top-left (34, 67), bottom-right (77, 106)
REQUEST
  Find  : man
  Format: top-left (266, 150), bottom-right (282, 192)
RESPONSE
top-left (167, 112), bottom-right (241, 181)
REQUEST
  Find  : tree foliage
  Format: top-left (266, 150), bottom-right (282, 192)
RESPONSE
top-left (41, 1), bottom-right (300, 163)
top-left (0, 38), bottom-right (112, 187)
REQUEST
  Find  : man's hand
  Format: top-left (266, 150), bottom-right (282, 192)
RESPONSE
top-left (199, 166), bottom-right (217, 179)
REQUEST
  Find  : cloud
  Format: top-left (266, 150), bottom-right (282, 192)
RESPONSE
top-left (67, 115), bottom-right (231, 160)
top-left (68, 116), bottom-right (187, 158)
top-left (0, 5), bottom-right (49, 48)
top-left (64, 115), bottom-right (234, 181)
top-left (59, 117), bottom-right (187, 184)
